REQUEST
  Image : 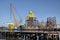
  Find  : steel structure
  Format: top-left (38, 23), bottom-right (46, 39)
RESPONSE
top-left (46, 17), bottom-right (56, 29)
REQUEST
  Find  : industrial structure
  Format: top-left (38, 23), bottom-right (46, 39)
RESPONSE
top-left (0, 4), bottom-right (60, 40)
top-left (24, 11), bottom-right (39, 29)
top-left (46, 17), bottom-right (57, 29)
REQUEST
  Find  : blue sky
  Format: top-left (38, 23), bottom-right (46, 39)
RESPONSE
top-left (0, 0), bottom-right (60, 27)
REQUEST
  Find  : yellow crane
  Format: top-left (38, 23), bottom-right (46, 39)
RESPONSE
top-left (9, 3), bottom-right (22, 29)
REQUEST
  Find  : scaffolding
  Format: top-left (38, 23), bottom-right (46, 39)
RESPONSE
top-left (46, 17), bottom-right (57, 30)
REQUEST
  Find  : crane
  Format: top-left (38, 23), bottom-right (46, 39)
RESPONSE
top-left (10, 3), bottom-right (22, 29)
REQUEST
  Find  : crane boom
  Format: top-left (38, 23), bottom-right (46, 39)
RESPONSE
top-left (10, 4), bottom-right (19, 27)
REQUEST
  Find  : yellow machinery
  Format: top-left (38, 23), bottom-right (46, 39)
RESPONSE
top-left (26, 11), bottom-right (35, 20)
top-left (8, 23), bottom-right (15, 29)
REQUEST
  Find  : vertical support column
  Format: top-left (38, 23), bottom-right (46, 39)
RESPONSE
top-left (47, 34), bottom-right (49, 40)
top-left (23, 33), bottom-right (26, 40)
top-left (30, 33), bottom-right (31, 40)
top-left (36, 33), bottom-right (39, 40)
top-left (37, 35), bottom-right (39, 40)
top-left (59, 32), bottom-right (60, 40)
top-left (5, 32), bottom-right (6, 40)
top-left (55, 35), bottom-right (57, 40)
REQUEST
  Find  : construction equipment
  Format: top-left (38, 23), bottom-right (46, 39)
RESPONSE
top-left (26, 11), bottom-right (35, 20)
top-left (9, 3), bottom-right (22, 30)
top-left (8, 23), bottom-right (15, 29)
